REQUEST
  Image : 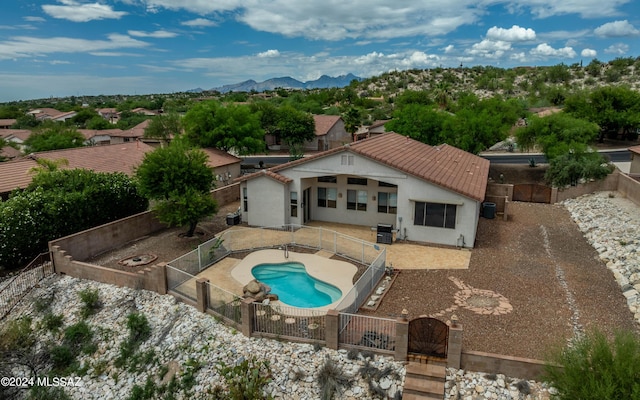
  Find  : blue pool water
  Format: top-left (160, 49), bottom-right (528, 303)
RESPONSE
top-left (252, 262), bottom-right (342, 308)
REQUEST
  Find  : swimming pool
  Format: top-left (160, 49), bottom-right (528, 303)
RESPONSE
top-left (252, 262), bottom-right (342, 308)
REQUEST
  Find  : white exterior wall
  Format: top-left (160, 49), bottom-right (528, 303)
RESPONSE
top-left (276, 151), bottom-right (481, 247)
top-left (243, 176), bottom-right (286, 227)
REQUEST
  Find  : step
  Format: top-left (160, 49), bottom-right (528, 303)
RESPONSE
top-left (401, 392), bottom-right (443, 400)
top-left (404, 376), bottom-right (445, 394)
top-left (405, 362), bottom-right (446, 378)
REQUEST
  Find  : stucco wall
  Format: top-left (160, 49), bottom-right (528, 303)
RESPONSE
top-left (618, 173), bottom-right (640, 206)
top-left (244, 176), bottom-right (286, 227)
top-left (255, 151), bottom-right (481, 247)
top-left (461, 350), bottom-right (548, 380)
top-left (631, 152), bottom-right (640, 174)
top-left (554, 170), bottom-right (620, 203)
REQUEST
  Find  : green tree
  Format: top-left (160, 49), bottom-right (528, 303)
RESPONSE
top-left (274, 106), bottom-right (315, 160)
top-left (144, 113), bottom-right (182, 146)
top-left (70, 109), bottom-right (100, 128)
top-left (24, 122), bottom-right (85, 152)
top-left (516, 112), bottom-right (600, 160)
top-left (86, 116), bottom-right (112, 130)
top-left (543, 330), bottom-right (640, 399)
top-left (135, 143), bottom-right (217, 237)
top-left (385, 104), bottom-right (449, 145)
top-left (544, 149), bottom-right (613, 187)
top-left (183, 102), bottom-right (264, 154)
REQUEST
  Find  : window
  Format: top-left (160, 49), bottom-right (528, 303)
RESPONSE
top-left (341, 155), bottom-right (354, 165)
top-left (378, 192), bottom-right (397, 214)
top-left (290, 191), bottom-right (298, 217)
top-left (317, 187), bottom-right (337, 208)
top-left (414, 202), bottom-right (456, 229)
top-left (317, 176), bottom-right (337, 183)
top-left (347, 177), bottom-right (367, 186)
top-left (347, 190), bottom-right (367, 211)
top-left (243, 187), bottom-right (248, 212)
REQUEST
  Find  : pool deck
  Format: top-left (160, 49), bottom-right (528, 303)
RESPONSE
top-left (188, 222), bottom-right (470, 309)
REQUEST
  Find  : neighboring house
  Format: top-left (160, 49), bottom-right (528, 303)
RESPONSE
top-left (0, 145), bottom-right (21, 161)
top-left (131, 107), bottom-right (158, 116)
top-left (96, 108), bottom-right (119, 124)
top-left (78, 129), bottom-right (123, 146)
top-left (26, 108), bottom-right (64, 121)
top-left (630, 145), bottom-right (640, 175)
top-left (0, 129), bottom-right (31, 151)
top-left (238, 133), bottom-right (489, 248)
top-left (308, 115), bottom-right (350, 151)
top-left (110, 120), bottom-right (150, 144)
top-left (265, 115), bottom-right (350, 152)
top-left (51, 111), bottom-right (78, 122)
top-left (354, 120), bottom-right (390, 141)
top-left (201, 148), bottom-right (243, 186)
top-left (0, 141), bottom-right (243, 197)
top-left (0, 119), bottom-right (16, 129)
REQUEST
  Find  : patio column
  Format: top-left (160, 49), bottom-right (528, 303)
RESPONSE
top-left (195, 278), bottom-right (209, 313)
top-left (325, 309), bottom-right (340, 350)
top-left (394, 316), bottom-right (409, 361)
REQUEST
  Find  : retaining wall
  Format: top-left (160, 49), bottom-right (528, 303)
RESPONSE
top-left (461, 350), bottom-right (548, 380)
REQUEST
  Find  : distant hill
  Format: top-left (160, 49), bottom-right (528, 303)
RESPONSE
top-left (206, 73), bottom-right (361, 93)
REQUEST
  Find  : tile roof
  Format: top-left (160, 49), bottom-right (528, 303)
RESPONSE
top-left (0, 145), bottom-right (22, 160)
top-left (0, 158), bottom-right (38, 194)
top-left (0, 129), bottom-right (31, 142)
top-left (313, 115), bottom-right (342, 136)
top-left (32, 141), bottom-right (155, 176)
top-left (111, 119), bottom-right (150, 138)
top-left (77, 128), bottom-right (124, 140)
top-left (0, 119), bottom-right (17, 127)
top-left (238, 132), bottom-right (489, 201)
top-left (200, 148), bottom-right (242, 168)
top-left (629, 145), bottom-right (640, 155)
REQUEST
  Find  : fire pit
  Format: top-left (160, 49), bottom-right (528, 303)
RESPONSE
top-left (118, 254), bottom-right (158, 268)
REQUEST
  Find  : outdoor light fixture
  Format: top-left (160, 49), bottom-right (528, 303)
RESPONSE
top-left (451, 314), bottom-right (459, 327)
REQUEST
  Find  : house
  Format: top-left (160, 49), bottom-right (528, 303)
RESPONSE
top-left (131, 107), bottom-right (158, 116)
top-left (51, 111), bottom-right (78, 122)
top-left (0, 141), bottom-right (244, 197)
top-left (0, 129), bottom-right (31, 151)
top-left (96, 108), bottom-right (119, 124)
top-left (78, 129), bottom-right (123, 146)
top-left (265, 115), bottom-right (350, 152)
top-left (0, 119), bottom-right (16, 129)
top-left (0, 145), bottom-right (21, 161)
top-left (630, 145), bottom-right (640, 175)
top-left (237, 133), bottom-right (490, 248)
top-left (308, 115), bottom-right (350, 151)
top-left (110, 120), bottom-right (150, 144)
top-left (201, 148), bottom-right (242, 186)
top-left (26, 108), bottom-right (64, 121)
top-left (354, 119), bottom-right (390, 141)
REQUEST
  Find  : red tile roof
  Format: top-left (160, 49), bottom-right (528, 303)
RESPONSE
top-left (111, 119), bottom-right (150, 138)
top-left (0, 146), bottom-right (22, 160)
top-left (200, 148), bottom-right (242, 168)
top-left (0, 129), bottom-right (31, 142)
top-left (32, 141), bottom-right (155, 176)
top-left (77, 128), bottom-right (124, 141)
top-left (239, 133), bottom-right (489, 201)
top-left (0, 119), bottom-right (16, 127)
top-left (0, 158), bottom-right (38, 194)
top-left (629, 145), bottom-right (640, 155)
top-left (314, 115), bottom-right (342, 136)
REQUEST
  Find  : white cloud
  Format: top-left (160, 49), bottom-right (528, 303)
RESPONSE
top-left (257, 49), bottom-right (280, 58)
top-left (89, 52), bottom-right (144, 57)
top-left (594, 20), bottom-right (640, 37)
top-left (604, 43), bottom-right (629, 54)
top-left (467, 39), bottom-right (512, 59)
top-left (42, 1), bottom-right (127, 22)
top-left (510, 52), bottom-right (527, 62)
top-left (443, 44), bottom-right (455, 53)
top-left (581, 48), bottom-right (597, 58)
top-left (142, 0), bottom-right (239, 14)
top-left (0, 34), bottom-right (149, 60)
top-left (181, 18), bottom-right (217, 27)
top-left (128, 30), bottom-right (178, 38)
top-left (486, 25), bottom-right (536, 42)
top-left (530, 43), bottom-right (577, 58)
top-left (24, 16), bottom-right (46, 22)
top-left (49, 60), bottom-right (71, 65)
top-left (516, 0), bottom-right (628, 19)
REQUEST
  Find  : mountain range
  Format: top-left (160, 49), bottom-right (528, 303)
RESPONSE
top-left (191, 73), bottom-right (361, 93)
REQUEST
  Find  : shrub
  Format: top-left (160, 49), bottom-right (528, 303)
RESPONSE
top-left (126, 313), bottom-right (151, 344)
top-left (212, 357), bottom-right (272, 400)
top-left (0, 317), bottom-right (34, 351)
top-left (50, 345), bottom-right (76, 371)
top-left (543, 329), bottom-right (640, 399)
top-left (318, 357), bottom-right (350, 400)
top-left (78, 288), bottom-right (102, 319)
top-left (63, 321), bottom-right (94, 354)
top-left (41, 313), bottom-right (64, 332)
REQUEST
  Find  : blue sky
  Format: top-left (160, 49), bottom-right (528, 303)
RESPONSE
top-left (1, 0), bottom-right (639, 102)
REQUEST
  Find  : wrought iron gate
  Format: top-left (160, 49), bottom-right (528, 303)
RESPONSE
top-left (408, 317), bottom-right (449, 359)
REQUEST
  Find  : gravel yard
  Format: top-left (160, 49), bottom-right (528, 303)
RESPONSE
top-left (364, 200), bottom-right (638, 360)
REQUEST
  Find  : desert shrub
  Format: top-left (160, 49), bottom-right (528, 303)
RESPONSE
top-left (115, 313), bottom-right (153, 369)
top-left (78, 288), bottom-right (102, 318)
top-left (27, 386), bottom-right (71, 400)
top-left (543, 329), bottom-right (640, 399)
top-left (50, 344), bottom-right (76, 371)
top-left (212, 357), bottom-right (272, 400)
top-left (0, 316), bottom-right (34, 351)
top-left (41, 313), bottom-right (64, 332)
top-left (318, 357), bottom-right (350, 400)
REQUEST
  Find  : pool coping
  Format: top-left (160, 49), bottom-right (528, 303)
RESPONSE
top-left (230, 249), bottom-right (357, 312)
